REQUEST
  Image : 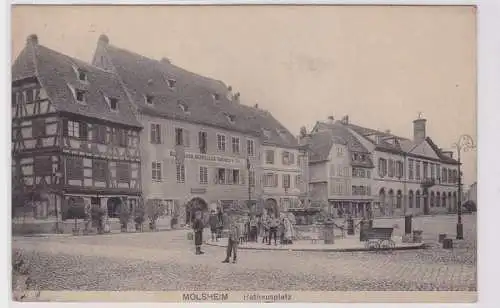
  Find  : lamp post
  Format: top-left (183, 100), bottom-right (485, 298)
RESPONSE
top-left (451, 134), bottom-right (475, 240)
top-left (246, 157), bottom-right (252, 214)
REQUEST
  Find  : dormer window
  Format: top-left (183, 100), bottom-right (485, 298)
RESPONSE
top-left (262, 129), bottom-right (271, 139)
top-left (224, 113), bottom-right (235, 124)
top-left (75, 89), bottom-right (86, 103)
top-left (78, 69), bottom-right (87, 82)
top-left (167, 79), bottom-right (176, 88)
top-left (72, 66), bottom-right (88, 83)
top-left (106, 96), bottom-right (119, 111)
top-left (178, 101), bottom-right (189, 113)
top-left (213, 93), bottom-right (220, 101)
top-left (145, 95), bottom-right (154, 105)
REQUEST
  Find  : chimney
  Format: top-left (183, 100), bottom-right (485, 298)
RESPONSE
top-left (27, 34), bottom-right (38, 45)
top-left (413, 117), bottom-right (427, 143)
top-left (385, 129), bottom-right (391, 134)
top-left (327, 116), bottom-right (334, 124)
top-left (160, 57), bottom-right (171, 64)
top-left (98, 34), bottom-right (109, 45)
top-left (341, 115), bottom-right (349, 125)
top-left (226, 85), bottom-right (233, 100)
top-left (233, 92), bottom-right (240, 103)
top-left (254, 103), bottom-right (259, 109)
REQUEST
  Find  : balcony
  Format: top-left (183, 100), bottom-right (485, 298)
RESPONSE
top-left (420, 177), bottom-right (436, 188)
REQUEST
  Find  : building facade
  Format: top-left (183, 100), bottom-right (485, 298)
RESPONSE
top-left (11, 35), bottom-right (142, 224)
top-left (91, 34), bottom-right (300, 224)
top-left (306, 115), bottom-right (460, 218)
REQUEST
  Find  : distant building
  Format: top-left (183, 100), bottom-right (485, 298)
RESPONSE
top-left (466, 181), bottom-right (477, 207)
top-left (305, 115), bottom-right (460, 218)
top-left (11, 35), bottom-right (142, 223)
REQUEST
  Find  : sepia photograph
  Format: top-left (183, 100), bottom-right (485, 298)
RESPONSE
top-left (9, 3), bottom-right (478, 303)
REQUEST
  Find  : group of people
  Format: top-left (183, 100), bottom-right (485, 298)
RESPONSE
top-left (192, 208), bottom-right (296, 263)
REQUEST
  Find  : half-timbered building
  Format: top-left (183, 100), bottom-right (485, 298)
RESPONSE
top-left (11, 34), bottom-right (142, 225)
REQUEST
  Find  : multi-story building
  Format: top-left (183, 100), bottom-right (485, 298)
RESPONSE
top-left (306, 115), bottom-right (460, 218)
top-left (11, 35), bottom-right (142, 223)
top-left (260, 131), bottom-right (302, 217)
top-left (306, 116), bottom-right (375, 218)
top-left (91, 34), bottom-right (299, 224)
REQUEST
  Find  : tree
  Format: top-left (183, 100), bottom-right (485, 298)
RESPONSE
top-left (119, 204), bottom-right (131, 231)
top-left (146, 200), bottom-right (165, 231)
top-left (134, 205), bottom-right (146, 231)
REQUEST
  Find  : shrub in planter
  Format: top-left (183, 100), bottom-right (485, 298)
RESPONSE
top-left (119, 206), bottom-right (131, 232)
top-left (170, 216), bottom-right (178, 229)
top-left (134, 206), bottom-right (145, 231)
top-left (90, 206), bottom-right (106, 234)
top-left (66, 203), bottom-right (85, 236)
top-left (146, 201), bottom-right (165, 231)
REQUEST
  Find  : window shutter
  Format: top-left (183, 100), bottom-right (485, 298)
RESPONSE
top-left (184, 130), bottom-right (190, 147)
top-left (214, 170), bottom-right (219, 184)
top-left (274, 174), bottom-right (278, 187)
top-left (150, 124), bottom-right (155, 143)
top-left (62, 119), bottom-right (68, 137)
top-left (240, 170), bottom-right (245, 185)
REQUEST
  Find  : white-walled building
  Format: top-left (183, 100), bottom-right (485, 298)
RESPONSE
top-left (91, 34), bottom-right (301, 224)
top-left (306, 115), bottom-right (460, 218)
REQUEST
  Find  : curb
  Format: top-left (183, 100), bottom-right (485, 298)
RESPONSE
top-left (205, 241), bottom-right (427, 252)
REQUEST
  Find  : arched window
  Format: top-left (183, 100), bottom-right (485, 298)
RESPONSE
top-left (436, 192), bottom-right (441, 207)
top-left (430, 191), bottom-right (435, 207)
top-left (415, 190), bottom-right (421, 208)
top-left (408, 190), bottom-right (414, 208)
top-left (396, 190), bottom-right (402, 209)
top-left (388, 189), bottom-right (395, 208)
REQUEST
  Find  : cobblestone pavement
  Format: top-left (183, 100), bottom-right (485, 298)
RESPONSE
top-left (12, 214), bottom-right (476, 291)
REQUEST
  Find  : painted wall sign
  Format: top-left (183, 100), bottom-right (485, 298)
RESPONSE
top-left (169, 150), bottom-right (245, 165)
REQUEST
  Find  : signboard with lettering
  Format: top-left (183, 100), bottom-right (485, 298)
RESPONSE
top-left (169, 150), bottom-right (245, 165)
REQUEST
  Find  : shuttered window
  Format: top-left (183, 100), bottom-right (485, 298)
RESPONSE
top-left (116, 162), bottom-right (130, 183)
top-left (67, 156), bottom-right (83, 179)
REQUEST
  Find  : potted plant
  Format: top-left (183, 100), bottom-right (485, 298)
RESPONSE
top-left (134, 205), bottom-right (145, 232)
top-left (146, 201), bottom-right (164, 231)
top-left (67, 203), bottom-right (85, 236)
top-left (90, 205), bottom-right (106, 234)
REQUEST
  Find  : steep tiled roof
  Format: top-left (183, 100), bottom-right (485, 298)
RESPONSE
top-left (426, 137), bottom-right (460, 164)
top-left (309, 122), bottom-right (372, 165)
top-left (93, 36), bottom-right (297, 148)
top-left (12, 35), bottom-right (141, 128)
top-left (345, 121), bottom-right (459, 164)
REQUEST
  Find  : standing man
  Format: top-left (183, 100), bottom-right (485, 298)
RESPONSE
top-left (249, 215), bottom-right (258, 242)
top-left (268, 214), bottom-right (279, 245)
top-left (222, 216), bottom-right (240, 264)
top-left (209, 210), bottom-right (219, 242)
top-left (193, 211), bottom-right (205, 255)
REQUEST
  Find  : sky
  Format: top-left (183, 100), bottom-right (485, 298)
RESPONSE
top-left (11, 5), bottom-right (477, 186)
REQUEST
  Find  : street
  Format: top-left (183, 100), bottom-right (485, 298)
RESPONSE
top-left (12, 214), bottom-right (476, 291)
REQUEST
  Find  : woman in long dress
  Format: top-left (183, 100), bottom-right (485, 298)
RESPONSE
top-left (283, 216), bottom-right (295, 244)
